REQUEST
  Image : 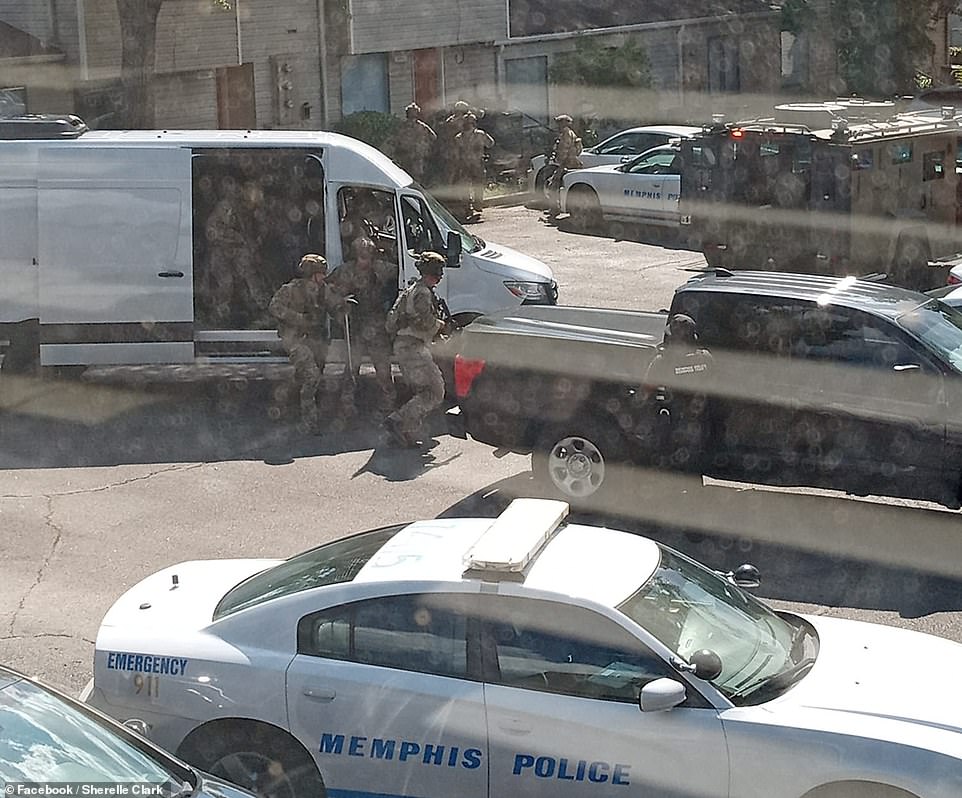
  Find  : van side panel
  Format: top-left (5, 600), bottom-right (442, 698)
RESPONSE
top-left (0, 144), bottom-right (39, 324)
top-left (37, 146), bottom-right (194, 365)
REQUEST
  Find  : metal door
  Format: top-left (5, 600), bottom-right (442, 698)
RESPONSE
top-left (37, 146), bottom-right (194, 365)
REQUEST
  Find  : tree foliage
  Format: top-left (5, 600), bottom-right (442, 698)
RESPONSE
top-left (115, 0), bottom-right (233, 128)
top-left (548, 36), bottom-right (652, 90)
top-left (783, 0), bottom-right (961, 96)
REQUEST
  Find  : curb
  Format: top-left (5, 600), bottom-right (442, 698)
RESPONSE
top-left (484, 191), bottom-right (531, 208)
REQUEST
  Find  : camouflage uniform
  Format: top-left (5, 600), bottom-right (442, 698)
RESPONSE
top-left (436, 102), bottom-right (471, 209)
top-left (384, 255), bottom-right (447, 445)
top-left (330, 244), bottom-right (399, 414)
top-left (205, 197), bottom-right (268, 324)
top-left (268, 256), bottom-right (342, 431)
top-left (547, 115), bottom-right (584, 217)
top-left (454, 115), bottom-right (495, 217)
top-left (394, 104), bottom-right (437, 184)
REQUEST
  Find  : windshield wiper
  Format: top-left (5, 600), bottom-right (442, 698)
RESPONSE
top-left (732, 656), bottom-right (816, 703)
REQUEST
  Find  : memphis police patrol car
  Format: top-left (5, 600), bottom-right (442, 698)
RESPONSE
top-left (561, 144), bottom-right (685, 229)
top-left (85, 499), bottom-right (962, 798)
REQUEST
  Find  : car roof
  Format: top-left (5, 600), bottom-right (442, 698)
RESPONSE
top-left (351, 514), bottom-right (661, 609)
top-left (601, 125), bottom-right (701, 140)
top-left (678, 271), bottom-right (929, 320)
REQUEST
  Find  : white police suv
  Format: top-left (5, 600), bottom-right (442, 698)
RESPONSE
top-left (85, 499), bottom-right (962, 798)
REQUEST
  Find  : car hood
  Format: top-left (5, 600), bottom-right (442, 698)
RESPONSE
top-left (768, 615), bottom-right (962, 756)
top-left (469, 240), bottom-right (554, 283)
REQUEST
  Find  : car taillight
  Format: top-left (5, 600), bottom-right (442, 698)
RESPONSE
top-left (948, 273), bottom-right (961, 285)
top-left (454, 354), bottom-right (486, 399)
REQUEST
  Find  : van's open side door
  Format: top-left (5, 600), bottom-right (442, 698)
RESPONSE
top-left (37, 146), bottom-right (194, 366)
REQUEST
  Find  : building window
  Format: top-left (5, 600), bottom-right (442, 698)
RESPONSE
top-left (341, 53), bottom-right (389, 115)
top-left (708, 37), bottom-right (740, 93)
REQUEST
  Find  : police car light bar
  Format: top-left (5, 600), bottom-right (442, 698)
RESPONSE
top-left (462, 499), bottom-right (569, 580)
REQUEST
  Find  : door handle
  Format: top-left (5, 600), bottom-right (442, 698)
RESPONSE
top-left (497, 719), bottom-right (531, 736)
top-left (302, 687), bottom-right (336, 702)
top-left (158, 270), bottom-right (185, 278)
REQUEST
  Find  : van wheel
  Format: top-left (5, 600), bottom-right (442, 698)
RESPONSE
top-left (533, 419), bottom-right (628, 506)
top-left (179, 721), bottom-right (325, 798)
top-left (566, 187), bottom-right (603, 234)
top-left (0, 322), bottom-right (40, 375)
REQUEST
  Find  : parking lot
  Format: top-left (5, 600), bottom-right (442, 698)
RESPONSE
top-left (3, 203), bottom-right (962, 696)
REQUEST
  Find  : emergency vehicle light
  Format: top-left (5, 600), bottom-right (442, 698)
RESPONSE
top-left (731, 129), bottom-right (744, 139)
top-left (462, 499), bottom-right (569, 579)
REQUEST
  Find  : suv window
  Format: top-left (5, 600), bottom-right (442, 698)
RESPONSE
top-left (479, 596), bottom-right (697, 705)
top-left (298, 593), bottom-right (471, 679)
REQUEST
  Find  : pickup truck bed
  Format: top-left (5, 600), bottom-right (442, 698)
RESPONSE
top-left (453, 305), bottom-right (665, 454)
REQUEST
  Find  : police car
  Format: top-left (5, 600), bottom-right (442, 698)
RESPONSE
top-left (560, 144), bottom-right (685, 233)
top-left (85, 499), bottom-right (962, 798)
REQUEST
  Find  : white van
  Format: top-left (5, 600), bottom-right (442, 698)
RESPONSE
top-left (0, 115), bottom-right (556, 370)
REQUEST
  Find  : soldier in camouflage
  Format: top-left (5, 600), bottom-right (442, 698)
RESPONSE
top-left (330, 237), bottom-right (399, 417)
top-left (546, 114), bottom-right (584, 219)
top-left (437, 100), bottom-right (472, 211)
top-left (205, 180), bottom-right (269, 325)
top-left (454, 113), bottom-right (495, 220)
top-left (382, 252), bottom-right (449, 447)
top-left (268, 254), bottom-right (344, 433)
top-left (394, 103), bottom-right (437, 184)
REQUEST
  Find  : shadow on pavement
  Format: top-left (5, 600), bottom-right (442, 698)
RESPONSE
top-left (440, 470), bottom-right (962, 620)
top-left (0, 371), bottom-right (444, 473)
top-left (546, 213), bottom-right (700, 252)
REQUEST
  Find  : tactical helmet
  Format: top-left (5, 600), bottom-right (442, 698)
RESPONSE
top-left (405, 103), bottom-right (421, 117)
top-left (666, 313), bottom-right (698, 344)
top-left (453, 101), bottom-right (470, 112)
top-left (416, 252), bottom-right (445, 276)
top-left (555, 114), bottom-right (573, 125)
top-left (299, 254), bottom-right (328, 277)
top-left (353, 236), bottom-right (378, 255)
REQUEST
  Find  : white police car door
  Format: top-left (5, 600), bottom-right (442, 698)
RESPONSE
top-left (480, 596), bottom-right (729, 797)
top-left (286, 591), bottom-right (487, 798)
top-left (615, 148), bottom-right (679, 222)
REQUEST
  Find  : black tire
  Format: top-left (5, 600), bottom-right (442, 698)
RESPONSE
top-left (178, 721), bottom-right (325, 798)
top-left (533, 166), bottom-right (553, 208)
top-left (566, 186), bottom-right (603, 234)
top-left (532, 418), bottom-right (629, 506)
top-left (0, 321), bottom-right (40, 375)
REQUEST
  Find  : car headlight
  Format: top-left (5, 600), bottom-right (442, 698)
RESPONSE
top-left (504, 281), bottom-right (557, 304)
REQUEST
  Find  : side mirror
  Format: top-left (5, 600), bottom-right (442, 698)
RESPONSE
top-left (639, 678), bottom-right (687, 712)
top-left (672, 649), bottom-right (723, 681)
top-left (446, 230), bottom-right (463, 268)
top-left (727, 563), bottom-right (761, 590)
top-left (620, 155), bottom-right (632, 163)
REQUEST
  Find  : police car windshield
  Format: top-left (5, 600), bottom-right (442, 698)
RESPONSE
top-left (617, 548), bottom-right (812, 706)
top-left (213, 526), bottom-right (403, 620)
top-left (0, 677), bottom-right (190, 787)
top-left (417, 186), bottom-right (483, 253)
top-left (897, 299), bottom-right (962, 375)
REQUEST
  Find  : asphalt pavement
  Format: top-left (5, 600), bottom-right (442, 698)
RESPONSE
top-left (2, 203), bottom-right (961, 695)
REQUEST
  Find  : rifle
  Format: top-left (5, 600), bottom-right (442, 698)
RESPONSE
top-left (436, 296), bottom-right (461, 337)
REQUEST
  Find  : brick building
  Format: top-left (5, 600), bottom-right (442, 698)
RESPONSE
top-left (0, 0), bottom-right (821, 130)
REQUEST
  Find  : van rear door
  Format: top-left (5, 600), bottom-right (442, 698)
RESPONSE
top-left (37, 146), bottom-right (194, 366)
